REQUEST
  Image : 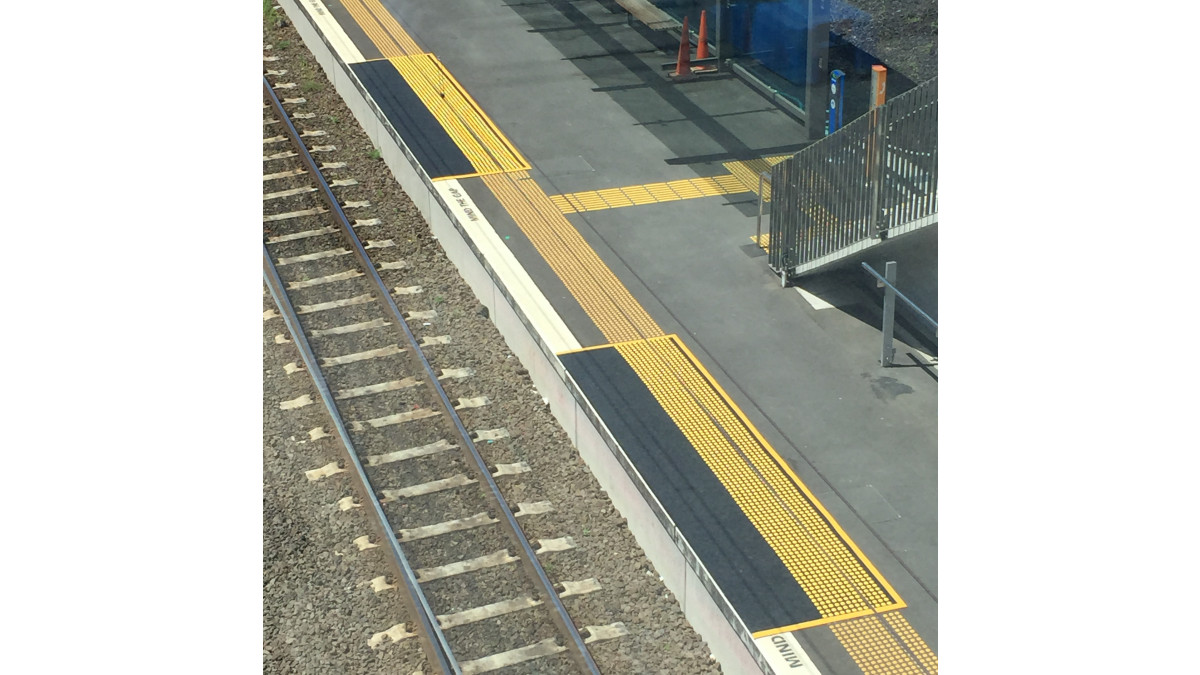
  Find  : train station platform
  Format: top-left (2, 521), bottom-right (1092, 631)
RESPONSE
top-left (275, 1), bottom-right (938, 672)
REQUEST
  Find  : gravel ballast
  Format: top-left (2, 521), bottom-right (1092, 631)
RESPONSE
top-left (263, 12), bottom-right (725, 675)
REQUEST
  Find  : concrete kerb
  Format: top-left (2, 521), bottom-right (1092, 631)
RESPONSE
top-left (275, 1), bottom-right (781, 672)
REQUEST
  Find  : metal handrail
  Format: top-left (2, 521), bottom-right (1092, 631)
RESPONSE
top-left (768, 77), bottom-right (937, 277)
top-left (263, 76), bottom-right (601, 675)
top-left (861, 262), bottom-right (937, 334)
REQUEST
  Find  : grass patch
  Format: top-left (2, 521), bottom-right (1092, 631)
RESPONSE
top-left (276, 39), bottom-right (291, 50)
top-left (367, 148), bottom-right (382, 160)
top-left (263, 0), bottom-right (278, 24)
top-left (301, 80), bottom-right (321, 93)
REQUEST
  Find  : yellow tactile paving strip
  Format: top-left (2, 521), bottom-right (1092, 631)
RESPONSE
top-left (550, 174), bottom-right (748, 213)
top-left (829, 612), bottom-right (938, 674)
top-left (613, 335), bottom-right (901, 632)
top-left (481, 171), bottom-right (664, 344)
top-left (341, 0), bottom-right (421, 57)
top-left (386, 54), bottom-right (529, 178)
top-left (723, 154), bottom-right (790, 201)
top-left (341, 0), bottom-right (528, 179)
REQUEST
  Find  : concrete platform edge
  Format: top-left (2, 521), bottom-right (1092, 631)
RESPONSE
top-left (275, 2), bottom-right (809, 672)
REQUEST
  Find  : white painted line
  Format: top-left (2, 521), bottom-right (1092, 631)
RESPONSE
top-left (264, 151), bottom-right (297, 161)
top-left (300, 0), bottom-right (366, 63)
top-left (420, 335), bottom-right (452, 346)
top-left (434, 180), bottom-right (581, 354)
top-left (795, 287), bottom-right (834, 310)
top-left (377, 259), bottom-right (407, 270)
top-left (393, 285), bottom-right (423, 295)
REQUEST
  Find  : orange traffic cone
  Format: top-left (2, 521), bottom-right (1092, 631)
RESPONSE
top-left (697, 10), bottom-right (710, 60)
top-left (671, 15), bottom-right (693, 79)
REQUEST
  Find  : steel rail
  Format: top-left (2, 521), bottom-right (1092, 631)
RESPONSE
top-left (263, 245), bottom-right (457, 674)
top-left (263, 76), bottom-right (601, 675)
top-left (263, 83), bottom-right (458, 675)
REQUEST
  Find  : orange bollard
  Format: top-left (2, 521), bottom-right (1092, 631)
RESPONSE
top-left (673, 15), bottom-right (692, 77)
top-left (697, 10), bottom-right (710, 60)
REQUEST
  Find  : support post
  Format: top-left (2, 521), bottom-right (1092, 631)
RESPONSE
top-left (756, 171), bottom-right (769, 249)
top-left (828, 69), bottom-right (845, 135)
top-left (881, 261), bottom-right (897, 366)
top-left (870, 65), bottom-right (887, 110)
top-left (804, 0), bottom-right (830, 140)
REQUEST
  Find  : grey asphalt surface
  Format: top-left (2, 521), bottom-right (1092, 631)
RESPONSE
top-left (368, 0), bottom-right (939, 670)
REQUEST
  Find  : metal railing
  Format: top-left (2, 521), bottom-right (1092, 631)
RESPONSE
top-left (768, 77), bottom-right (937, 276)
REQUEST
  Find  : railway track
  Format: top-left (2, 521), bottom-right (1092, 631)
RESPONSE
top-left (262, 73), bottom-right (626, 674)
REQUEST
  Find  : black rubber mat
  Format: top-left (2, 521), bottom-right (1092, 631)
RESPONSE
top-left (350, 59), bottom-right (475, 179)
top-left (561, 346), bottom-right (821, 633)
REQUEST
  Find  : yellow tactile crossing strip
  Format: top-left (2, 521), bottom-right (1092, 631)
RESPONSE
top-left (551, 174), bottom-right (748, 213)
top-left (481, 171), bottom-right (664, 344)
top-left (613, 335), bottom-right (901, 629)
top-left (829, 612), bottom-right (939, 674)
top-left (723, 154), bottom-right (789, 201)
top-left (549, 156), bottom-right (790, 215)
